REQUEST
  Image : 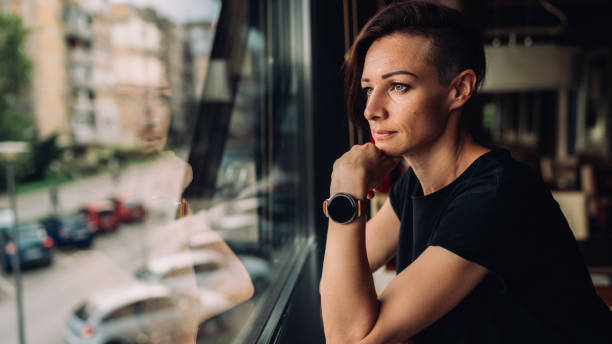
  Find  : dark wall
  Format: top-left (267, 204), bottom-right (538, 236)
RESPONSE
top-left (309, 0), bottom-right (352, 245)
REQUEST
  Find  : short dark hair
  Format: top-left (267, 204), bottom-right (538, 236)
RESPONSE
top-left (345, 0), bottom-right (486, 129)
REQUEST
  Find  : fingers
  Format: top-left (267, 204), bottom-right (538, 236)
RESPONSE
top-left (331, 143), bottom-right (402, 199)
top-left (365, 153), bottom-right (401, 199)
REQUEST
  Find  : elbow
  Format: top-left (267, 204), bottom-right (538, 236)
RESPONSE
top-left (319, 281), bottom-right (380, 343)
top-left (322, 311), bottom-right (380, 344)
top-left (321, 309), bottom-right (374, 344)
top-left (326, 330), bottom-right (411, 344)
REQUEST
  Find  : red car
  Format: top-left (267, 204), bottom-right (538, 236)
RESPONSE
top-left (110, 194), bottom-right (147, 223)
top-left (79, 200), bottom-right (119, 233)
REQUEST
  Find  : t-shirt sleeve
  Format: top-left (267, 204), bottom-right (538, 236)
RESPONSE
top-left (428, 189), bottom-right (509, 271)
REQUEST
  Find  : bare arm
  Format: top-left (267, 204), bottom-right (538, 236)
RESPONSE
top-left (320, 143), bottom-right (399, 343)
top-left (360, 246), bottom-right (487, 343)
top-left (321, 213), bottom-right (378, 343)
top-left (324, 225), bottom-right (487, 344)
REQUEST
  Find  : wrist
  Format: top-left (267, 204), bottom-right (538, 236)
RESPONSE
top-left (329, 186), bottom-right (368, 200)
top-left (323, 192), bottom-right (368, 224)
top-left (330, 163), bottom-right (370, 199)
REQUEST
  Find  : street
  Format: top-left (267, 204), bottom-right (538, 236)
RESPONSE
top-left (0, 152), bottom-right (212, 343)
top-left (0, 221), bottom-right (148, 344)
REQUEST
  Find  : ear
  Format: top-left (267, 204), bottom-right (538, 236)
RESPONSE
top-left (447, 70), bottom-right (477, 113)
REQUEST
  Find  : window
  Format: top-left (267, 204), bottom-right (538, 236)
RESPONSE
top-left (0, 0), bottom-right (314, 343)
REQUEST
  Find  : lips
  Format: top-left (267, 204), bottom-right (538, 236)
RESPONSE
top-left (145, 135), bottom-right (161, 142)
top-left (372, 130), bottom-right (396, 140)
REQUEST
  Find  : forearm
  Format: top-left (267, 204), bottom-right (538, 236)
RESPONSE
top-left (321, 143), bottom-right (400, 343)
top-left (320, 216), bottom-right (380, 343)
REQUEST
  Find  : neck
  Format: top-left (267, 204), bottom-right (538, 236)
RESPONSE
top-left (403, 125), bottom-right (489, 196)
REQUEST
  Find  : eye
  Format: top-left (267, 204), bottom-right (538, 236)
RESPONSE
top-left (391, 83), bottom-right (410, 94)
top-left (362, 87), bottom-right (373, 98)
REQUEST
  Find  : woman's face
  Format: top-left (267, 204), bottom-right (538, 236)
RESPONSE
top-left (361, 33), bottom-right (453, 157)
top-left (141, 86), bottom-right (172, 153)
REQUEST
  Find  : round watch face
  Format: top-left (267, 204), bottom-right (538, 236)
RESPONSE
top-left (328, 194), bottom-right (357, 224)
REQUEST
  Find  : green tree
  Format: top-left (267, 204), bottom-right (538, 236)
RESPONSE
top-left (0, 12), bottom-right (33, 141)
top-left (1, 13), bottom-right (36, 191)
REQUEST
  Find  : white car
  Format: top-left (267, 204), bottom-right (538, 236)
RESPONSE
top-left (133, 250), bottom-right (245, 320)
top-left (63, 283), bottom-right (198, 344)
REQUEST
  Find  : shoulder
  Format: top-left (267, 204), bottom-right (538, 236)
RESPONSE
top-left (432, 149), bottom-right (553, 248)
top-left (453, 149), bottom-right (548, 206)
top-left (430, 151), bottom-right (516, 260)
top-left (446, 149), bottom-right (508, 204)
top-left (488, 151), bottom-right (555, 211)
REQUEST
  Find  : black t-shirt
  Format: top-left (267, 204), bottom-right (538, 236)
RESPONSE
top-left (389, 149), bottom-right (612, 343)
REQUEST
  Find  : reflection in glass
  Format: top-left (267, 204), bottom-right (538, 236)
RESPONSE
top-left (0, 1), bottom-right (226, 343)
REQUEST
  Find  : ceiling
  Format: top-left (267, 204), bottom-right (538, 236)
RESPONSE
top-left (462, 0), bottom-right (612, 47)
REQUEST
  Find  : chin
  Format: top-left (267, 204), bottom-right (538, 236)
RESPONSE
top-left (374, 143), bottom-right (403, 158)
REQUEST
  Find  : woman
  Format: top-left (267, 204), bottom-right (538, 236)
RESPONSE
top-left (319, 1), bottom-right (612, 343)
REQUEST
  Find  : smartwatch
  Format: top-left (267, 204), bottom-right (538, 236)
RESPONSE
top-left (323, 193), bottom-right (366, 224)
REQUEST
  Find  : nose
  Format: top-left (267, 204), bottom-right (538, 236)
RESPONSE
top-left (363, 88), bottom-right (387, 121)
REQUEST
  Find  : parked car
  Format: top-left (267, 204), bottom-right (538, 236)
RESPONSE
top-left (197, 297), bottom-right (255, 341)
top-left (63, 283), bottom-right (198, 344)
top-left (0, 208), bottom-right (14, 230)
top-left (187, 234), bottom-right (271, 293)
top-left (40, 213), bottom-right (94, 248)
top-left (1, 223), bottom-right (54, 272)
top-left (79, 200), bottom-right (119, 233)
top-left (110, 194), bottom-right (146, 223)
top-left (133, 250), bottom-right (235, 320)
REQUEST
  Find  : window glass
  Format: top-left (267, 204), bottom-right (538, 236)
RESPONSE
top-left (0, 0), bottom-right (311, 343)
top-left (104, 304), bottom-right (135, 322)
top-left (184, 0), bottom-right (312, 340)
top-left (162, 266), bottom-right (194, 280)
top-left (74, 302), bottom-right (95, 321)
top-left (140, 297), bottom-right (175, 313)
top-left (193, 262), bottom-right (219, 274)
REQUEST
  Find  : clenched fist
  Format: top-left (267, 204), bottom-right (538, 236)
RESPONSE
top-left (330, 143), bottom-right (401, 199)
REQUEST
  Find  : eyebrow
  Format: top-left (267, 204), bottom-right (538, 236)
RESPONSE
top-left (361, 70), bottom-right (418, 82)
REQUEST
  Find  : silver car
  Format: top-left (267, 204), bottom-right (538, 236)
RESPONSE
top-left (133, 250), bottom-right (239, 321)
top-left (63, 283), bottom-right (198, 344)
